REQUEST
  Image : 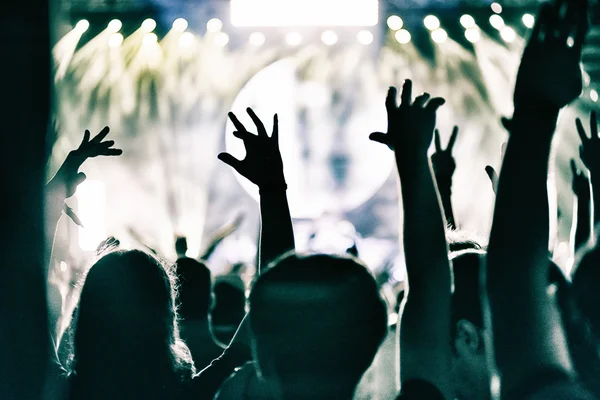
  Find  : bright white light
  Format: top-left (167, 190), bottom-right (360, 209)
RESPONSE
top-left (142, 33), bottom-right (158, 46)
top-left (179, 32), bottom-right (194, 47)
top-left (591, 89), bottom-right (598, 102)
top-left (172, 18), bottom-right (188, 32)
top-left (395, 29), bottom-right (411, 44)
top-left (285, 32), bottom-right (303, 46)
top-left (207, 18), bottom-right (223, 32)
top-left (491, 2), bottom-right (503, 13)
top-left (387, 15), bottom-right (403, 30)
top-left (76, 180), bottom-right (106, 252)
top-left (465, 27), bottom-right (481, 43)
top-left (424, 15), bottom-right (440, 30)
top-left (500, 26), bottom-right (516, 42)
top-left (214, 32), bottom-right (229, 46)
top-left (107, 19), bottom-right (122, 33)
top-left (489, 14), bottom-right (504, 29)
top-left (357, 30), bottom-right (374, 45)
top-left (567, 37), bottom-right (575, 47)
top-left (141, 18), bottom-right (156, 33)
top-left (108, 33), bottom-right (123, 47)
top-left (321, 30), bottom-right (338, 45)
top-left (249, 32), bottom-right (266, 46)
top-left (230, 0), bottom-right (378, 27)
top-left (460, 14), bottom-right (475, 29)
top-left (60, 261), bottom-right (68, 272)
top-left (431, 28), bottom-right (448, 43)
top-left (522, 13), bottom-right (535, 28)
top-left (75, 19), bottom-right (90, 33)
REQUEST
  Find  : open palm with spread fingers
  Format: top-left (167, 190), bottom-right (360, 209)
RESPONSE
top-left (218, 108), bottom-right (286, 191)
top-left (431, 126), bottom-right (459, 182)
top-left (577, 111), bottom-right (600, 174)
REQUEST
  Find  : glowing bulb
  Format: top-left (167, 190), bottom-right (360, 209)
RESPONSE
top-left (431, 28), bottom-right (448, 43)
top-left (179, 32), bottom-right (194, 47)
top-left (285, 32), bottom-right (302, 46)
top-left (107, 19), bottom-right (122, 33)
top-left (108, 33), bottom-right (123, 47)
top-left (489, 14), bottom-right (504, 29)
top-left (522, 13), bottom-right (535, 28)
top-left (357, 30), bottom-right (373, 45)
top-left (591, 89), bottom-right (598, 102)
top-left (207, 18), bottom-right (223, 33)
top-left (249, 32), bottom-right (266, 46)
top-left (172, 18), bottom-right (188, 32)
top-left (321, 30), bottom-right (338, 46)
top-left (465, 28), bottom-right (480, 43)
top-left (460, 15), bottom-right (475, 29)
top-left (500, 26), bottom-right (516, 42)
top-left (491, 2), bottom-right (503, 13)
top-left (141, 18), bottom-right (156, 33)
top-left (75, 19), bottom-right (89, 33)
top-left (142, 33), bottom-right (157, 46)
top-left (214, 32), bottom-right (229, 46)
top-left (395, 29), bottom-right (411, 44)
top-left (387, 15), bottom-right (403, 30)
top-left (424, 15), bottom-right (440, 30)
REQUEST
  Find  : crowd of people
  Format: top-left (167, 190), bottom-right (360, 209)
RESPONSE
top-left (4, 0), bottom-right (600, 399)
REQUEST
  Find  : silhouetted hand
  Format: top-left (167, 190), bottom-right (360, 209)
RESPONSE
top-left (513, 0), bottom-right (588, 109)
top-left (47, 126), bottom-right (122, 199)
top-left (218, 108), bottom-right (286, 191)
top-left (577, 111), bottom-right (600, 175)
top-left (571, 159), bottom-right (590, 196)
top-left (370, 80), bottom-right (445, 156)
top-left (431, 126), bottom-right (458, 183)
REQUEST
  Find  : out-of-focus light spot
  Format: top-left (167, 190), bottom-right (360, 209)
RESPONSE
top-left (108, 33), bottom-right (123, 47)
top-left (179, 32), bottom-right (194, 47)
top-left (75, 19), bottom-right (90, 33)
top-left (141, 18), bottom-right (156, 33)
top-left (321, 30), bottom-right (338, 45)
top-left (387, 15), bottom-right (403, 30)
top-left (431, 28), bottom-right (448, 43)
top-left (500, 26), bottom-right (516, 42)
top-left (357, 30), bottom-right (373, 45)
top-left (107, 19), bottom-right (122, 33)
top-left (60, 261), bottom-right (68, 272)
top-left (285, 32), bottom-right (302, 46)
top-left (460, 14), bottom-right (475, 29)
top-left (465, 27), bottom-right (480, 43)
top-left (567, 36), bottom-right (575, 47)
top-left (491, 2), bottom-right (503, 13)
top-left (214, 32), bottom-right (229, 46)
top-left (76, 181), bottom-right (106, 252)
top-left (522, 13), bottom-right (535, 28)
top-left (395, 29), bottom-right (411, 44)
top-left (142, 33), bottom-right (158, 46)
top-left (172, 18), bottom-right (188, 32)
top-left (249, 32), bottom-right (266, 46)
top-left (207, 18), bottom-right (223, 33)
top-left (424, 15), bottom-right (440, 30)
top-left (591, 89), bottom-right (598, 102)
top-left (489, 14), bottom-right (504, 29)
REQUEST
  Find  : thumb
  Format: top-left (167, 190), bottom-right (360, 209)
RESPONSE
top-left (485, 166), bottom-right (499, 194)
top-left (218, 153), bottom-right (243, 174)
top-left (369, 132), bottom-right (390, 146)
top-left (74, 172), bottom-right (87, 187)
top-left (501, 117), bottom-right (513, 133)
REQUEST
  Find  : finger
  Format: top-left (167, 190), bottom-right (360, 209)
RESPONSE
top-left (99, 140), bottom-right (115, 148)
top-left (560, 0), bottom-right (577, 41)
top-left (247, 108), bottom-right (267, 137)
top-left (386, 87), bottom-right (398, 112)
top-left (400, 80), bottom-right (412, 108)
top-left (369, 132), bottom-right (389, 145)
top-left (425, 97), bottom-right (445, 112)
top-left (100, 148), bottom-right (123, 156)
top-left (91, 126), bottom-right (110, 144)
top-left (218, 152), bottom-right (244, 173)
top-left (530, 3), bottom-right (552, 44)
top-left (571, 159), bottom-right (578, 176)
top-left (573, 0), bottom-right (589, 55)
top-left (485, 166), bottom-right (499, 194)
top-left (80, 130), bottom-right (90, 147)
top-left (434, 129), bottom-right (442, 152)
top-left (272, 114), bottom-right (279, 143)
top-left (233, 130), bottom-right (253, 140)
top-left (591, 111), bottom-right (598, 139)
top-left (413, 93), bottom-right (430, 108)
top-left (228, 112), bottom-right (248, 133)
top-left (576, 117), bottom-right (589, 142)
top-left (447, 126), bottom-right (459, 152)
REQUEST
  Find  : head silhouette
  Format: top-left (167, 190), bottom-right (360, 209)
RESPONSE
top-left (175, 236), bottom-right (188, 259)
top-left (175, 257), bottom-right (213, 321)
top-left (249, 253), bottom-right (387, 400)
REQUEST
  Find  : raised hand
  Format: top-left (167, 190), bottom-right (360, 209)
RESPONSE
top-left (431, 126), bottom-right (458, 183)
top-left (370, 80), bottom-right (445, 156)
top-left (577, 111), bottom-right (600, 174)
top-left (218, 108), bottom-right (286, 192)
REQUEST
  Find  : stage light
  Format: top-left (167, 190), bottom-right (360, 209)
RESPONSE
top-left (75, 19), bottom-right (90, 33)
top-left (321, 30), bottom-right (338, 45)
top-left (395, 29), bottom-right (411, 44)
top-left (214, 32), bottom-right (229, 46)
top-left (108, 33), bottom-right (123, 47)
top-left (172, 18), bottom-right (188, 32)
top-left (107, 19), bottom-right (122, 33)
top-left (460, 15), bottom-right (475, 29)
top-left (431, 28), bottom-right (447, 43)
top-left (249, 32), bottom-right (266, 46)
top-left (424, 15), bottom-right (440, 31)
top-left (357, 30), bottom-right (373, 45)
top-left (522, 13), bottom-right (535, 28)
top-left (207, 18), bottom-right (223, 33)
top-left (489, 14), bottom-right (504, 30)
top-left (591, 89), bottom-right (598, 102)
top-left (142, 33), bottom-right (158, 46)
top-left (465, 27), bottom-right (480, 43)
top-left (141, 18), bottom-right (156, 33)
top-left (387, 15), bottom-right (403, 31)
top-left (491, 2), bottom-right (503, 13)
top-left (179, 32), bottom-right (194, 47)
top-left (500, 26), bottom-right (515, 42)
top-left (285, 32), bottom-right (302, 46)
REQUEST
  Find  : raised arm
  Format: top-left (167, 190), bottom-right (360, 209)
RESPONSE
top-left (370, 81), bottom-right (452, 398)
top-left (431, 126), bottom-right (459, 229)
top-left (486, 0), bottom-right (587, 394)
top-left (571, 159), bottom-right (592, 251)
